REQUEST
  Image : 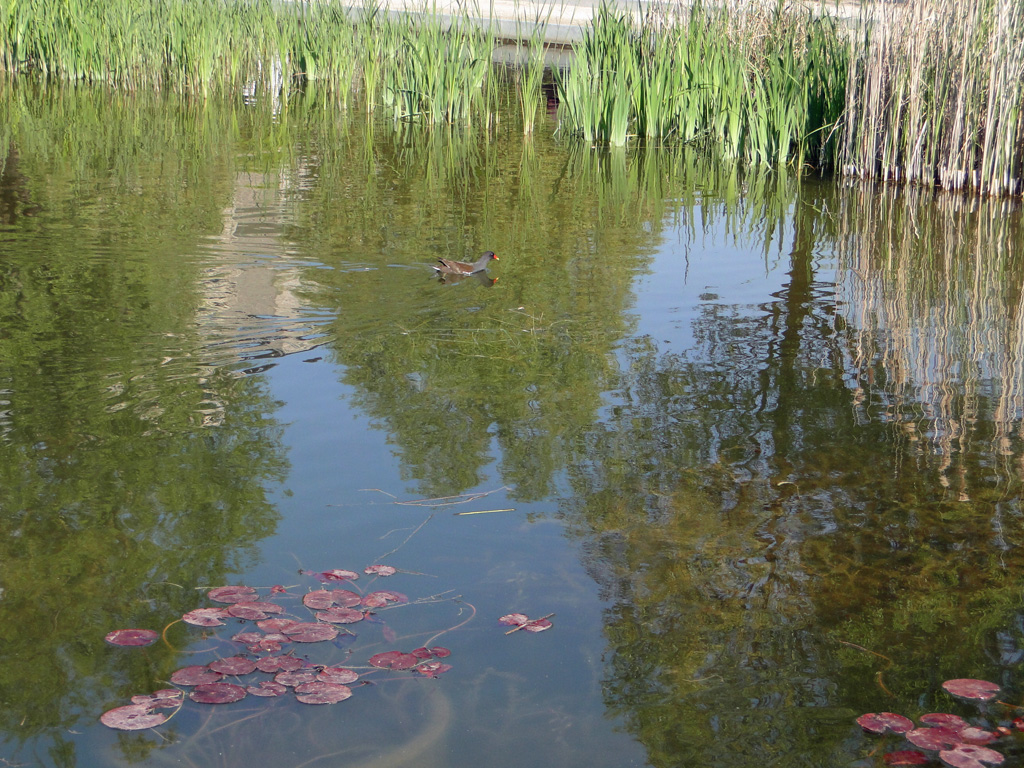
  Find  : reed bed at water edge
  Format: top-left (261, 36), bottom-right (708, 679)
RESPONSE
top-left (555, 2), bottom-right (847, 166)
top-left (0, 0), bottom-right (494, 121)
top-left (2, 0), bottom-right (1024, 194)
top-left (840, 0), bottom-right (1024, 196)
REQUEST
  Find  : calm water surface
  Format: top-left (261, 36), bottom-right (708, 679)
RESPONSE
top-left (3, 82), bottom-right (1024, 768)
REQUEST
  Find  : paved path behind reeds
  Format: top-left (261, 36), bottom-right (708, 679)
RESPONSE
top-left (327, 0), bottom-right (874, 44)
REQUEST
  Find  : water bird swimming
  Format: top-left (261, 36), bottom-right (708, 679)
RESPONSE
top-left (433, 251), bottom-right (498, 276)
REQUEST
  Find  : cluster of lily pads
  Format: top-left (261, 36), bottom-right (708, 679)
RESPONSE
top-left (101, 565), bottom-right (452, 731)
top-left (857, 678), bottom-right (1019, 767)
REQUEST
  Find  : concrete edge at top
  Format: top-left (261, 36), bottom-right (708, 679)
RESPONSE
top-left (311, 0), bottom-right (884, 45)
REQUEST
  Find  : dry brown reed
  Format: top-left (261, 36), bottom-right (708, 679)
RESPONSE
top-left (841, 0), bottom-right (1024, 196)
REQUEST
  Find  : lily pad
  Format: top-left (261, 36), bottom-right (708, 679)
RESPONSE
top-left (960, 728), bottom-right (998, 746)
top-left (316, 607), bottom-right (364, 624)
top-left (189, 682), bottom-right (247, 704)
top-left (416, 661), bottom-right (452, 678)
top-left (942, 679), bottom-right (1000, 701)
top-left (939, 745), bottom-right (1005, 767)
top-left (523, 619), bottom-right (553, 632)
top-left (857, 713), bottom-right (915, 735)
top-left (246, 681), bottom-right (288, 697)
top-left (274, 670), bottom-right (318, 687)
top-left (130, 689), bottom-right (184, 710)
top-left (317, 667), bottom-right (359, 685)
top-left (921, 714), bottom-right (969, 730)
top-left (105, 629), bottom-right (159, 647)
top-left (884, 751), bottom-right (929, 766)
top-left (368, 651), bottom-right (418, 670)
top-left (208, 656), bottom-right (257, 676)
top-left (361, 590), bottom-right (408, 608)
top-left (100, 704), bottom-right (168, 731)
top-left (207, 585), bottom-right (258, 604)
top-left (364, 565), bottom-right (397, 576)
top-left (170, 665), bottom-right (223, 686)
top-left (257, 618), bottom-right (298, 633)
top-left (255, 655), bottom-right (305, 674)
top-left (907, 726), bottom-right (962, 751)
top-left (226, 604), bottom-right (270, 620)
top-left (280, 622), bottom-right (338, 643)
top-left (183, 608), bottom-right (228, 627)
top-left (294, 681), bottom-right (353, 704)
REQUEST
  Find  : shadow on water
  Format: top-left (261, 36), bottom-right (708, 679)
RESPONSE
top-left (3, 78), bottom-right (1024, 768)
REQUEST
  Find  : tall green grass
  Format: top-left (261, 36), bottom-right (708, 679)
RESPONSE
top-left (555, 2), bottom-right (847, 165)
top-left (2, 0), bottom-right (1022, 194)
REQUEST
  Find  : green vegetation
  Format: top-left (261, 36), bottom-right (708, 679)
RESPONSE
top-left (1, 0), bottom-right (1022, 192)
top-left (557, 2), bottom-right (846, 163)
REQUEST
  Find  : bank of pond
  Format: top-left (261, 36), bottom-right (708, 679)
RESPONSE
top-left (0, 0), bottom-right (1022, 196)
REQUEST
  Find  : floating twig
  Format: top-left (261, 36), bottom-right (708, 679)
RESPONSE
top-left (453, 508), bottom-right (515, 516)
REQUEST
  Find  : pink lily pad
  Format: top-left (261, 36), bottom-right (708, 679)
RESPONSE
top-left (100, 704), bottom-right (167, 730)
top-left (361, 590), bottom-right (408, 608)
top-left (231, 631), bottom-right (266, 645)
top-left (207, 585), bottom-right (258, 604)
top-left (498, 613), bottom-right (529, 626)
top-left (256, 655), bottom-right (305, 674)
top-left (303, 590), bottom-right (337, 610)
top-left (246, 681), bottom-right (288, 697)
top-left (317, 569), bottom-right (359, 583)
top-left (942, 679), bottom-right (1000, 701)
top-left (105, 629), bottom-right (159, 647)
top-left (183, 608), bottom-right (228, 627)
top-left (130, 689), bottom-right (184, 710)
top-left (416, 661), bottom-right (452, 678)
top-left (169, 665), bottom-right (223, 686)
top-left (428, 647), bottom-right (451, 658)
top-left (857, 713), bottom-right (915, 735)
top-left (960, 728), bottom-right (998, 746)
top-left (523, 619), bottom-right (553, 632)
top-left (226, 604), bottom-right (270, 620)
top-left (317, 667), bottom-right (359, 685)
top-left (280, 622), bottom-right (338, 643)
top-left (907, 726), bottom-right (962, 751)
top-left (885, 751), bottom-right (930, 766)
top-left (939, 745), bottom-right (1005, 767)
top-left (189, 682), bottom-right (247, 704)
top-left (294, 681), bottom-right (353, 704)
top-left (274, 670), bottom-right (318, 687)
top-left (208, 656), bottom-right (257, 676)
top-left (364, 565), bottom-right (397, 576)
top-left (368, 651), bottom-right (418, 670)
top-left (332, 589), bottom-right (363, 607)
top-left (316, 607), bottom-right (364, 624)
top-left (921, 714), bottom-right (969, 730)
top-left (257, 618), bottom-right (298, 633)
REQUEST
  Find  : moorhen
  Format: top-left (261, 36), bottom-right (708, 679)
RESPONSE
top-left (433, 251), bottom-right (498, 276)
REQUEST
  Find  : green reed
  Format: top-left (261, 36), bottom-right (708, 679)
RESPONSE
top-left (555, 2), bottom-right (847, 165)
top-left (513, 20), bottom-right (550, 136)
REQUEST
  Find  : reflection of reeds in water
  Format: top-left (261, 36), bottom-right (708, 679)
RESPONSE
top-left (835, 186), bottom-right (1024, 487)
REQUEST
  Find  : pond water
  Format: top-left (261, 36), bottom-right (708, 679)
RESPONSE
top-left (3, 80), bottom-right (1024, 768)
